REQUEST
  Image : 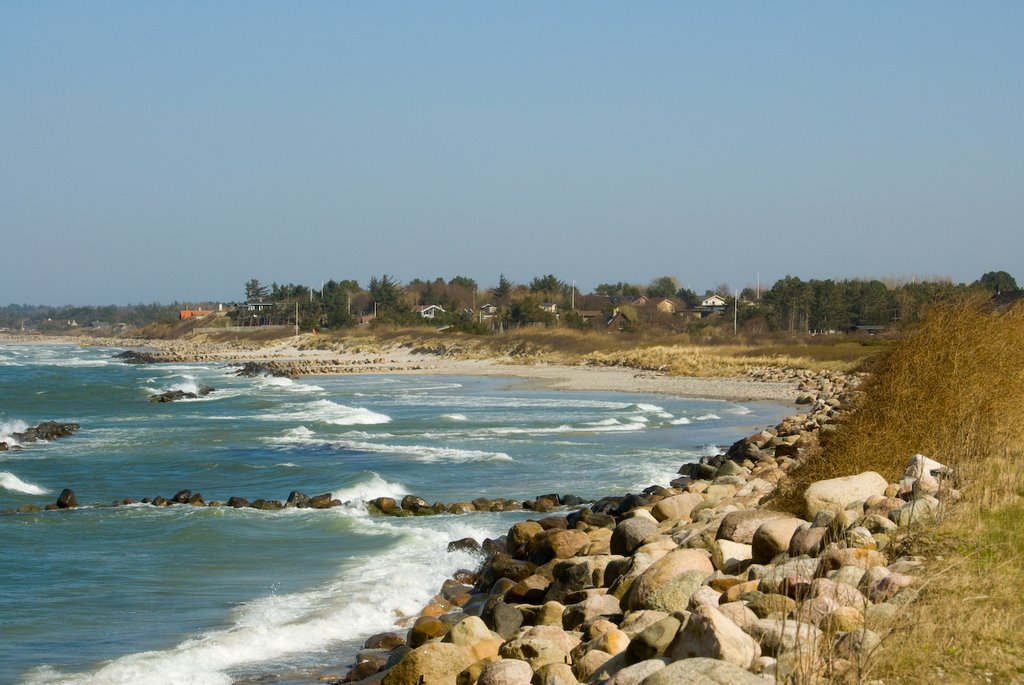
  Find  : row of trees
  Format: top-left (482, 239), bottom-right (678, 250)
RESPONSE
top-left (230, 270), bottom-right (1017, 335)
top-left (5, 271), bottom-right (1014, 335)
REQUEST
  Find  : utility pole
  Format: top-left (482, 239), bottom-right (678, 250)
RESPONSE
top-left (295, 301), bottom-right (299, 336)
top-left (734, 290), bottom-right (738, 336)
top-left (571, 280), bottom-right (576, 309)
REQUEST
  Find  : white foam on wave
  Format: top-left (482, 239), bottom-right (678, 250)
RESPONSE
top-left (331, 472), bottom-right (408, 504)
top-left (0, 471), bottom-right (50, 495)
top-left (0, 419), bottom-right (30, 445)
top-left (255, 376), bottom-right (324, 393)
top-left (633, 403), bottom-right (674, 419)
top-left (695, 413), bottom-right (721, 421)
top-left (728, 404), bottom-right (753, 415)
top-left (260, 399), bottom-right (391, 426)
top-left (441, 413), bottom-right (468, 421)
top-left (392, 395), bottom-right (632, 411)
top-left (670, 417), bottom-right (692, 425)
top-left (21, 517), bottom-right (497, 685)
top-left (336, 439), bottom-right (512, 463)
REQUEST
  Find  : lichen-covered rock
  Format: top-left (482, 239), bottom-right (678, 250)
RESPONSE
top-left (624, 549), bottom-right (714, 610)
top-left (445, 616), bottom-right (495, 646)
top-left (627, 615), bottom-right (682, 661)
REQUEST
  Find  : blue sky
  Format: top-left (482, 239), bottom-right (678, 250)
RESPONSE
top-left (2, 2), bottom-right (1021, 305)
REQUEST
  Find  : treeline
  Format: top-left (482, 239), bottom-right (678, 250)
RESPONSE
top-left (0, 302), bottom-right (192, 332)
top-left (232, 270), bottom-right (1018, 335)
top-left (4, 270), bottom-right (1016, 336)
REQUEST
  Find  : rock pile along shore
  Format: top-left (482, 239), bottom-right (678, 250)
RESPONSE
top-left (315, 370), bottom-right (954, 685)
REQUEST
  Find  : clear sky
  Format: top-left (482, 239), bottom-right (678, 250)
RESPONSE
top-left (2, 2), bottom-right (1022, 305)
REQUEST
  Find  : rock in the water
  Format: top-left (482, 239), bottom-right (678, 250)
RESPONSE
top-left (56, 488), bottom-right (77, 509)
top-left (161, 385), bottom-right (214, 403)
top-left (13, 421), bottom-right (80, 443)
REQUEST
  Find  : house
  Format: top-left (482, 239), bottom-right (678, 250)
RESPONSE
top-left (179, 309), bottom-right (213, 320)
top-left (540, 302), bottom-right (559, 315)
top-left (993, 290), bottom-right (1024, 310)
top-left (650, 298), bottom-right (678, 315)
top-left (244, 301), bottom-right (274, 312)
top-left (415, 304), bottom-right (445, 319)
top-left (606, 309), bottom-right (637, 331)
top-left (701, 295), bottom-right (728, 308)
top-left (479, 303), bottom-right (499, 318)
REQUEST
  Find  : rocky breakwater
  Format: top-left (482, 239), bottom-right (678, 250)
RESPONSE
top-left (325, 372), bottom-right (953, 685)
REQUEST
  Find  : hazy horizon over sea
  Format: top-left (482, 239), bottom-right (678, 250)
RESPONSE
top-left (0, 343), bottom-right (793, 685)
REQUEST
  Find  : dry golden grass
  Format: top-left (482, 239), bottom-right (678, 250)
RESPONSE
top-left (293, 326), bottom-right (875, 376)
top-left (766, 297), bottom-right (1024, 683)
top-left (779, 297), bottom-right (1024, 499)
top-left (866, 458), bottom-right (1024, 684)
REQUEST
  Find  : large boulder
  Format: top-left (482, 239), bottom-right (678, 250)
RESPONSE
top-left (477, 659), bottom-right (535, 685)
top-left (751, 518), bottom-right (807, 564)
top-left (56, 488), bottom-right (78, 509)
top-left (639, 658), bottom-right (765, 685)
top-left (611, 517), bottom-right (661, 556)
top-left (710, 540), bottom-right (753, 574)
top-left (563, 593), bottom-right (623, 629)
top-left (604, 659), bottom-right (666, 685)
top-left (638, 570), bottom-right (706, 613)
top-left (624, 549), bottom-right (714, 611)
top-left (668, 606), bottom-right (761, 668)
top-left (803, 472), bottom-right (888, 518)
top-left (499, 637), bottom-right (568, 670)
top-left (651, 492), bottom-right (704, 522)
top-left (381, 642), bottom-right (475, 685)
top-left (716, 509), bottom-right (793, 545)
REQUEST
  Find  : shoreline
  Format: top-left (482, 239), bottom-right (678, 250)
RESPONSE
top-left (0, 333), bottom-right (799, 403)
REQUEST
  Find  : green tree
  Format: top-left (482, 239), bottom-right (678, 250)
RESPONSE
top-left (504, 299), bottom-right (555, 326)
top-left (492, 274), bottom-right (513, 301)
top-left (676, 287), bottom-right (700, 308)
top-left (976, 271), bottom-right (1018, 294)
top-left (529, 274), bottom-right (565, 297)
top-left (647, 276), bottom-right (679, 299)
top-left (367, 274), bottom-right (416, 325)
top-left (448, 275), bottom-right (477, 291)
top-left (245, 278), bottom-right (269, 301)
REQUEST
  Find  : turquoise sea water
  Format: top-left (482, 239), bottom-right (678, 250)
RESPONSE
top-left (0, 344), bottom-right (793, 685)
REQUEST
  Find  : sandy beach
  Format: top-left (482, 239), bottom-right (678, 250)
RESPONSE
top-left (0, 333), bottom-right (799, 402)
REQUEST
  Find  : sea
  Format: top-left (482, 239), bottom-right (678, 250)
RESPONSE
top-left (0, 343), bottom-right (793, 685)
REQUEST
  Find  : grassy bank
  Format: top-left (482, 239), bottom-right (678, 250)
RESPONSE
top-left (773, 297), bottom-right (1024, 682)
